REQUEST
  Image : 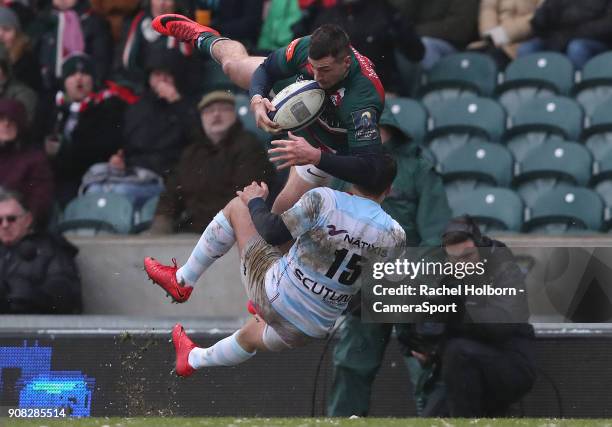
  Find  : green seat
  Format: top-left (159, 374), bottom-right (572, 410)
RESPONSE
top-left (524, 187), bottom-right (603, 233)
top-left (573, 52), bottom-right (612, 116)
top-left (235, 94), bottom-right (271, 143)
top-left (420, 52), bottom-right (498, 110)
top-left (497, 52), bottom-right (574, 115)
top-left (385, 97), bottom-right (428, 143)
top-left (506, 133), bottom-right (566, 164)
top-left (439, 141), bottom-right (513, 187)
top-left (504, 96), bottom-right (584, 142)
top-left (133, 195), bottom-right (159, 233)
top-left (448, 187), bottom-right (524, 232)
top-left (426, 97), bottom-right (506, 164)
top-left (57, 193), bottom-right (134, 234)
top-left (514, 141), bottom-right (592, 207)
top-left (582, 98), bottom-right (612, 153)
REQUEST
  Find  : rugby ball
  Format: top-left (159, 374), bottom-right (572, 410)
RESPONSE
top-left (268, 80), bottom-right (325, 132)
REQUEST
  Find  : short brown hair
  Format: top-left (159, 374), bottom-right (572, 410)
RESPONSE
top-left (309, 24), bottom-right (351, 60)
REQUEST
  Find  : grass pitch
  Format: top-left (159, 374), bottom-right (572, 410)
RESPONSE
top-left (4, 418), bottom-right (612, 427)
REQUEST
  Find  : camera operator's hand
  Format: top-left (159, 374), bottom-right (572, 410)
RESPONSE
top-left (412, 350), bottom-right (431, 366)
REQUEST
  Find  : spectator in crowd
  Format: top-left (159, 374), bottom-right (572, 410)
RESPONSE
top-left (0, 187), bottom-right (82, 314)
top-left (256, 0), bottom-right (303, 54)
top-left (468, 0), bottom-right (541, 68)
top-left (328, 108), bottom-right (452, 417)
top-left (0, 43), bottom-right (37, 124)
top-left (0, 6), bottom-right (43, 92)
top-left (199, 0), bottom-right (264, 52)
top-left (0, 98), bottom-right (53, 226)
top-left (30, 0), bottom-right (113, 92)
top-left (308, 0), bottom-right (424, 94)
top-left (150, 90), bottom-right (274, 233)
top-left (388, 0), bottom-right (480, 69)
top-left (80, 48), bottom-right (191, 209)
top-left (115, 0), bottom-right (194, 91)
top-left (518, 0), bottom-right (612, 69)
top-left (120, 48), bottom-right (195, 181)
top-left (43, 53), bottom-right (130, 207)
top-left (415, 216), bottom-right (537, 416)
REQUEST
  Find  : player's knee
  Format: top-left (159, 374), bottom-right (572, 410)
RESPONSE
top-left (262, 325), bottom-right (292, 352)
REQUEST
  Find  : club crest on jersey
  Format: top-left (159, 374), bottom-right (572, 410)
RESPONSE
top-left (351, 108), bottom-right (379, 141)
top-left (329, 88), bottom-right (346, 107)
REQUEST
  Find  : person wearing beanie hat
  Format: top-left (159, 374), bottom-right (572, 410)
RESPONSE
top-left (61, 52), bottom-right (96, 83)
top-left (328, 104), bottom-right (453, 417)
top-left (0, 6), bottom-right (42, 92)
top-left (0, 98), bottom-right (54, 226)
top-left (29, 0), bottom-right (112, 92)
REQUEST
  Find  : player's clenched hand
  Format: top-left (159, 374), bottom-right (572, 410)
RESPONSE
top-left (268, 132), bottom-right (322, 170)
top-left (237, 181), bottom-right (269, 204)
top-left (251, 96), bottom-right (281, 134)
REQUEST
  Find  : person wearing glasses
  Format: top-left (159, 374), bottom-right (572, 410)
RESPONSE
top-left (0, 187), bottom-right (82, 313)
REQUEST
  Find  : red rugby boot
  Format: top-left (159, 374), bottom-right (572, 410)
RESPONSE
top-left (144, 257), bottom-right (193, 303)
top-left (151, 14), bottom-right (219, 44)
top-left (172, 323), bottom-right (197, 377)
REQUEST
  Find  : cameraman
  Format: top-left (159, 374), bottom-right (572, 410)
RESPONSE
top-left (0, 187), bottom-right (81, 313)
top-left (415, 215), bottom-right (537, 417)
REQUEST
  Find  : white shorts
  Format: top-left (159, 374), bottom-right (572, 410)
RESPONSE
top-left (295, 164), bottom-right (333, 186)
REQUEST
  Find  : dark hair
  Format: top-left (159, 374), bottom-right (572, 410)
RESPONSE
top-left (354, 154), bottom-right (397, 197)
top-left (442, 215), bottom-right (482, 247)
top-left (0, 185), bottom-right (29, 212)
top-left (309, 24), bottom-right (351, 60)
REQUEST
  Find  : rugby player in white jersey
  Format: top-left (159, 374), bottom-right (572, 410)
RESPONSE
top-left (144, 155), bottom-right (405, 376)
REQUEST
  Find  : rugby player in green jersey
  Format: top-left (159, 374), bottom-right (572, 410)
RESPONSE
top-left (152, 14), bottom-right (388, 214)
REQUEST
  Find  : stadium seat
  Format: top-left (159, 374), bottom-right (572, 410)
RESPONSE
top-left (513, 141), bottom-right (592, 207)
top-left (573, 51), bottom-right (612, 117)
top-left (235, 94), bottom-right (271, 143)
top-left (582, 98), bottom-right (612, 165)
top-left (523, 187), bottom-right (604, 234)
top-left (385, 97), bottom-right (428, 143)
top-left (447, 187), bottom-right (524, 232)
top-left (426, 97), bottom-right (506, 164)
top-left (497, 52), bottom-right (574, 115)
top-left (133, 195), bottom-right (159, 233)
top-left (506, 133), bottom-right (566, 164)
top-left (504, 96), bottom-right (584, 142)
top-left (439, 141), bottom-right (513, 187)
top-left (420, 52), bottom-right (498, 110)
top-left (57, 193), bottom-right (135, 235)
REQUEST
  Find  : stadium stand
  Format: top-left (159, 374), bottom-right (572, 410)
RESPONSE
top-left (419, 52), bottom-right (498, 110)
top-left (497, 52), bottom-right (574, 115)
top-left (514, 140), bottom-right (593, 207)
top-left (447, 187), bottom-right (524, 233)
top-left (504, 96), bottom-right (584, 142)
top-left (425, 97), bottom-right (506, 164)
top-left (57, 193), bottom-right (135, 235)
top-left (573, 51), bottom-right (612, 117)
top-left (523, 187), bottom-right (604, 234)
top-left (385, 97), bottom-right (428, 144)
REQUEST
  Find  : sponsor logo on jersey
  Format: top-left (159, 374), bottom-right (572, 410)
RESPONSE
top-left (351, 108), bottom-right (379, 141)
top-left (294, 267), bottom-right (353, 306)
top-left (342, 233), bottom-right (388, 257)
top-left (327, 224), bottom-right (348, 236)
top-left (329, 87), bottom-right (346, 107)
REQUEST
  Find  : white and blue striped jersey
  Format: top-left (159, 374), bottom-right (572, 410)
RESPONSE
top-left (264, 187), bottom-right (405, 338)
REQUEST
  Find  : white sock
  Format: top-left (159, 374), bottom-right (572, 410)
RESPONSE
top-left (176, 211), bottom-right (235, 285)
top-left (187, 331), bottom-right (256, 368)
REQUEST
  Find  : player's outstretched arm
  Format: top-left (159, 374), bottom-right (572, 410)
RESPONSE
top-left (238, 182), bottom-right (293, 246)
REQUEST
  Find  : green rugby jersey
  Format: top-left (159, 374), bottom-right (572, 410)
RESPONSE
top-left (271, 36), bottom-right (385, 155)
